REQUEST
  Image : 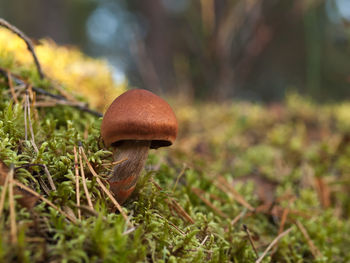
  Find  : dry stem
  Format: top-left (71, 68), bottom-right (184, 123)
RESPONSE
top-left (13, 180), bottom-right (76, 223)
top-left (295, 220), bottom-right (322, 259)
top-left (73, 146), bottom-right (81, 220)
top-left (0, 18), bottom-right (45, 79)
top-left (78, 146), bottom-right (93, 210)
top-left (8, 166), bottom-right (17, 244)
top-left (243, 224), bottom-right (259, 259)
top-left (192, 187), bottom-right (228, 218)
top-left (25, 94), bottom-right (56, 191)
top-left (255, 227), bottom-right (293, 263)
top-left (151, 179), bottom-right (195, 224)
top-left (80, 145), bottom-right (132, 227)
top-left (0, 168), bottom-right (10, 218)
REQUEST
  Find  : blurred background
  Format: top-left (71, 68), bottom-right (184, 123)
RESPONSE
top-left (1, 0), bottom-right (350, 102)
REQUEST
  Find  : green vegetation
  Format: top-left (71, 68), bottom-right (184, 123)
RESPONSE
top-left (1, 28), bottom-right (350, 263)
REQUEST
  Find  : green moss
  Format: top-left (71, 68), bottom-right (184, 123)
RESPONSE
top-left (0, 46), bottom-right (350, 262)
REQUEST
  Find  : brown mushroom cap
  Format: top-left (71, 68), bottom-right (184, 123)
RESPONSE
top-left (101, 89), bottom-right (178, 149)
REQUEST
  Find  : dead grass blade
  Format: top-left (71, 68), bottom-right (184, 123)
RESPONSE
top-left (151, 179), bottom-right (195, 224)
top-left (73, 146), bottom-right (81, 220)
top-left (192, 187), bottom-right (228, 218)
top-left (13, 180), bottom-right (77, 223)
top-left (172, 164), bottom-right (187, 191)
top-left (211, 175), bottom-right (254, 211)
top-left (79, 145), bottom-right (132, 227)
top-left (314, 177), bottom-right (330, 208)
top-left (243, 224), bottom-right (259, 259)
top-left (25, 94), bottom-right (56, 191)
top-left (278, 208), bottom-right (289, 235)
top-left (295, 220), bottom-right (322, 259)
top-left (0, 167), bottom-right (10, 218)
top-left (8, 166), bottom-right (17, 244)
top-left (231, 210), bottom-right (246, 227)
top-left (78, 146), bottom-right (94, 210)
top-left (255, 227), bottom-right (293, 263)
top-left (7, 70), bottom-right (18, 103)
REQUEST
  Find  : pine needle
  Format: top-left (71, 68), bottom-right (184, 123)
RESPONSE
top-left (73, 146), bottom-right (81, 220)
top-left (192, 187), bottom-right (228, 218)
top-left (0, 168), bottom-right (10, 218)
top-left (8, 165), bottom-right (17, 244)
top-left (243, 224), bottom-right (259, 259)
top-left (151, 179), bottom-right (195, 224)
top-left (255, 227), bottom-right (293, 263)
top-left (295, 220), bottom-right (322, 259)
top-left (13, 180), bottom-right (77, 223)
top-left (78, 146), bottom-right (94, 210)
top-left (25, 93), bottom-right (56, 191)
top-left (79, 145), bottom-right (132, 227)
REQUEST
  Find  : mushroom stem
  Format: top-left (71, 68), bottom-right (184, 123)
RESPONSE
top-left (108, 140), bottom-right (150, 204)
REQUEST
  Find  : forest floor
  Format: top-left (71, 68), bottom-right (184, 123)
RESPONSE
top-left (0, 26), bottom-right (350, 262)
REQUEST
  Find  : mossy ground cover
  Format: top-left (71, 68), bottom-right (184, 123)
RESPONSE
top-left (1, 28), bottom-right (350, 263)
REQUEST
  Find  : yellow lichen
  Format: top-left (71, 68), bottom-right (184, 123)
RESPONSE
top-left (0, 28), bottom-right (126, 111)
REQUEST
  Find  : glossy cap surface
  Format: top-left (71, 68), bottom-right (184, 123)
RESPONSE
top-left (101, 89), bottom-right (178, 149)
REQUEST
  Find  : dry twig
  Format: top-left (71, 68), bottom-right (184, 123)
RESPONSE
top-left (0, 18), bottom-right (45, 79)
top-left (243, 224), bottom-right (259, 259)
top-left (0, 68), bottom-right (103, 117)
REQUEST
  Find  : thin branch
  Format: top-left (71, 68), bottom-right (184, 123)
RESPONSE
top-left (13, 180), bottom-right (76, 223)
top-left (78, 146), bottom-right (94, 210)
top-left (0, 18), bottom-right (45, 79)
top-left (0, 68), bottom-right (103, 118)
top-left (255, 227), bottom-right (293, 263)
top-left (8, 165), bottom-right (17, 244)
top-left (7, 70), bottom-right (18, 103)
top-left (73, 146), bottom-right (81, 220)
top-left (243, 224), bottom-right (259, 259)
top-left (79, 145), bottom-right (132, 227)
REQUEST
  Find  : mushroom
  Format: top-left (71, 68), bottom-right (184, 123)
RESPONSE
top-left (101, 89), bottom-right (178, 204)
